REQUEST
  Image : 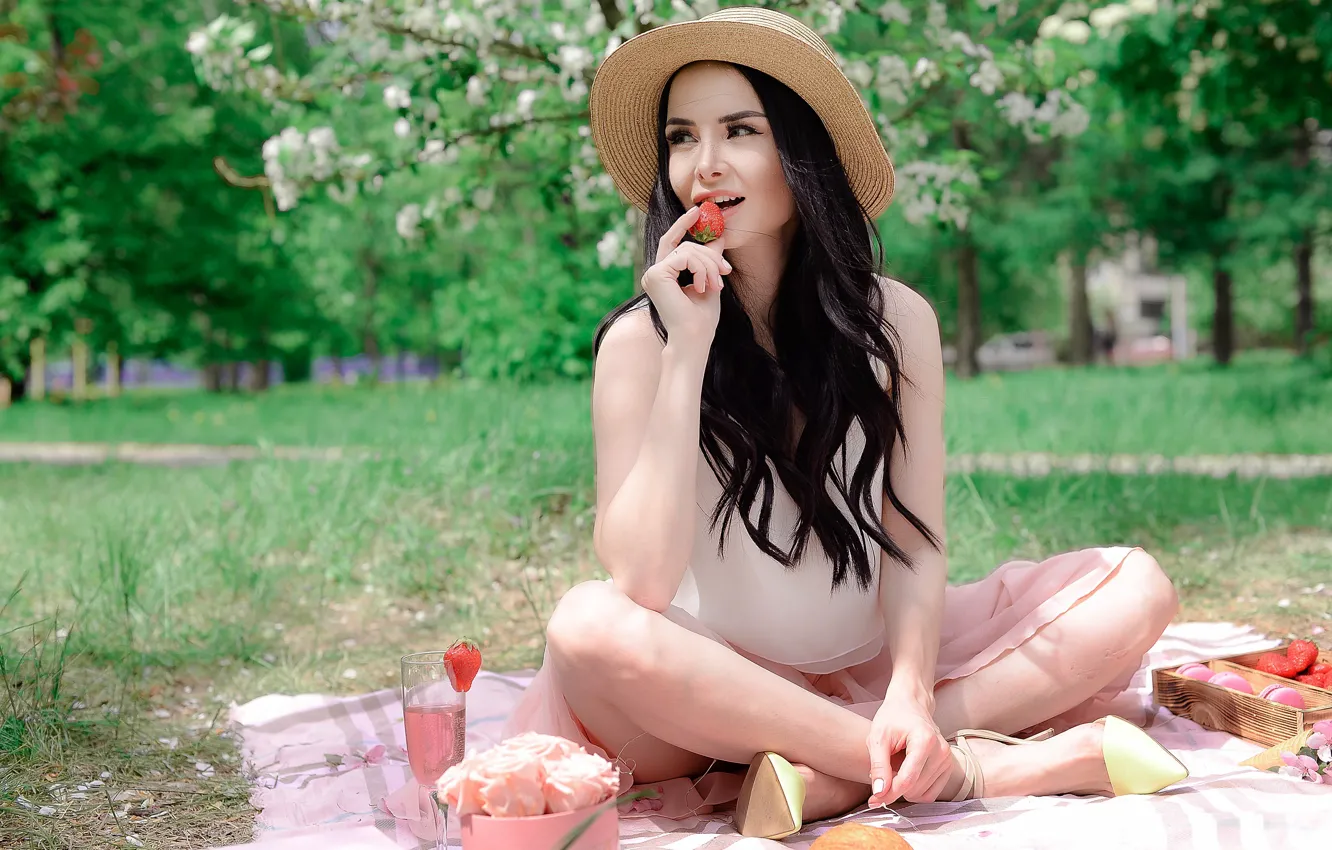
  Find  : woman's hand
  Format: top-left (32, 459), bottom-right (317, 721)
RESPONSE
top-left (639, 205), bottom-right (730, 354)
top-left (866, 688), bottom-right (954, 806)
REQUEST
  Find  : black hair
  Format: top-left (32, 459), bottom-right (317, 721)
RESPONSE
top-left (593, 62), bottom-right (940, 592)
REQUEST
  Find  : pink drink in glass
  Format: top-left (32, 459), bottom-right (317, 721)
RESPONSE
top-left (401, 650), bottom-right (468, 849)
top-left (404, 703), bottom-right (468, 786)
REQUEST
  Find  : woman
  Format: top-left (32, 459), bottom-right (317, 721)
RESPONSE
top-left (505, 7), bottom-right (1186, 839)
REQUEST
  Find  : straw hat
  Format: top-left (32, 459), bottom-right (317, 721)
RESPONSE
top-left (588, 6), bottom-right (895, 220)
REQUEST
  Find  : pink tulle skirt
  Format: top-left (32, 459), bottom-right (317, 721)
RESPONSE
top-left (503, 546), bottom-right (1150, 820)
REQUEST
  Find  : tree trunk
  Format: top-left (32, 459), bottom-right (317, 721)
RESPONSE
top-left (218, 331), bottom-right (238, 390)
top-left (106, 343), bottom-right (121, 397)
top-left (29, 337), bottom-right (46, 400)
top-left (1295, 230), bottom-right (1314, 356)
top-left (1067, 250), bottom-right (1093, 365)
top-left (72, 338), bottom-right (88, 401)
top-left (0, 377), bottom-right (10, 408)
top-left (951, 119), bottom-right (982, 378)
top-left (361, 248), bottom-right (381, 383)
top-left (1212, 258), bottom-right (1234, 366)
top-left (251, 360), bottom-right (271, 391)
top-left (955, 237), bottom-right (981, 378)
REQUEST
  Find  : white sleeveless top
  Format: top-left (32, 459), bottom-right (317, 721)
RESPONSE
top-left (668, 378), bottom-right (888, 676)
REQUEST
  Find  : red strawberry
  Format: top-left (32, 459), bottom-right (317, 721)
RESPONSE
top-left (1255, 652), bottom-right (1302, 678)
top-left (444, 638), bottom-right (482, 693)
top-left (688, 200), bottom-right (725, 244)
top-left (1286, 639), bottom-right (1320, 674)
top-left (1296, 673), bottom-right (1324, 686)
top-left (1308, 662), bottom-right (1332, 677)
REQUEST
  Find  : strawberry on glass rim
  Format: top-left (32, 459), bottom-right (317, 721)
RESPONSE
top-left (444, 637), bottom-right (482, 692)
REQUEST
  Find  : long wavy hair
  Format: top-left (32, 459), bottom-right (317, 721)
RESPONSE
top-left (592, 63), bottom-right (940, 592)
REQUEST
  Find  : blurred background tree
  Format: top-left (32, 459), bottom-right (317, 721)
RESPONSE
top-left (2, 0), bottom-right (1329, 398)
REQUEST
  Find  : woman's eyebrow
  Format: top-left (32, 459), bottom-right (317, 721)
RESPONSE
top-left (665, 110), bottom-right (767, 127)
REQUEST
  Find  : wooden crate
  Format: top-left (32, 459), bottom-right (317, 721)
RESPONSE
top-left (1152, 644), bottom-right (1332, 747)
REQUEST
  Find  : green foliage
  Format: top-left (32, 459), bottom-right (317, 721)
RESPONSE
top-left (1, 1), bottom-right (1330, 387)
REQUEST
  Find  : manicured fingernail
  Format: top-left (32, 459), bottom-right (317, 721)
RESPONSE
top-left (872, 778), bottom-right (884, 794)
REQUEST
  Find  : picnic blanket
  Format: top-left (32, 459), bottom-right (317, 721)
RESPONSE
top-left (223, 623), bottom-right (1330, 849)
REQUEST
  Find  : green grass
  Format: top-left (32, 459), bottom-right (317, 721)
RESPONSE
top-left (3, 353), bottom-right (1332, 847)
top-left (3, 350), bottom-right (1330, 455)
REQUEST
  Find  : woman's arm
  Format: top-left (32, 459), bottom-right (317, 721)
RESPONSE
top-left (876, 280), bottom-right (949, 706)
top-left (590, 309), bottom-right (711, 613)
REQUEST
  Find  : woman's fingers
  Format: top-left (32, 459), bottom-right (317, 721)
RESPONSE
top-left (657, 206), bottom-right (702, 259)
top-left (664, 244), bottom-right (722, 294)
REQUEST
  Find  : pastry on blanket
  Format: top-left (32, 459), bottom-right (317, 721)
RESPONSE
top-left (810, 822), bottom-right (914, 848)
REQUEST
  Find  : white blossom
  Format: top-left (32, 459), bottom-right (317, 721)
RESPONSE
top-left (383, 85), bottom-right (411, 109)
top-left (472, 186), bottom-right (495, 211)
top-left (998, 92), bottom-right (1037, 124)
top-left (394, 117), bottom-right (411, 138)
top-left (912, 57), bottom-right (942, 87)
top-left (876, 55), bottom-right (912, 104)
top-left (597, 228), bottom-right (630, 268)
top-left (898, 160), bottom-right (980, 230)
top-left (516, 89), bottom-right (539, 120)
top-left (969, 59), bottom-right (1003, 95)
top-left (1057, 20), bottom-right (1092, 44)
top-left (1128, 0), bottom-right (1157, 12)
top-left (1089, 3), bottom-right (1133, 31)
top-left (466, 75), bottom-right (488, 106)
top-left (879, 1), bottom-right (910, 24)
top-left (1037, 15), bottom-right (1065, 39)
top-left (927, 2), bottom-right (948, 29)
top-left (396, 204), bottom-right (422, 240)
top-left (842, 60), bottom-right (873, 90)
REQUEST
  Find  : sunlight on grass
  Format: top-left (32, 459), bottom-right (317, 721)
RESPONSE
top-left (2, 357), bottom-right (1331, 846)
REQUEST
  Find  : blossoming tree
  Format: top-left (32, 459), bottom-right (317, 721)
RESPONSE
top-left (188, 0), bottom-right (1218, 375)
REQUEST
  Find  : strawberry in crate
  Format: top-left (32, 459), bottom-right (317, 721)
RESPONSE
top-left (1253, 639), bottom-right (1331, 687)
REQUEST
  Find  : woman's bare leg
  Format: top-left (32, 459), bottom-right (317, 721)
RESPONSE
top-left (930, 550), bottom-right (1179, 739)
top-left (545, 549), bottom-right (1178, 803)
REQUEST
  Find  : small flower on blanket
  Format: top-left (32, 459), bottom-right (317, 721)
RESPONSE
top-left (1272, 722), bottom-right (1332, 784)
top-left (437, 732), bottom-right (619, 818)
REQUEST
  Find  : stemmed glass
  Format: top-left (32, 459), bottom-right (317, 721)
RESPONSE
top-left (401, 651), bottom-right (467, 848)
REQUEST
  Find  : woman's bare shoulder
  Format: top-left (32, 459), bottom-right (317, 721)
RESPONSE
top-left (874, 275), bottom-right (938, 330)
top-left (594, 302), bottom-right (664, 380)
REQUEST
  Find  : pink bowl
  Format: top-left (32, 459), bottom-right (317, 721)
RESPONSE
top-left (1259, 684), bottom-right (1306, 708)
top-left (461, 803), bottom-right (618, 850)
top-left (1210, 672), bottom-right (1255, 694)
top-left (1176, 663), bottom-right (1214, 682)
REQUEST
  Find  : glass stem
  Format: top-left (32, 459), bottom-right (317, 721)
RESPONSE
top-left (429, 788), bottom-right (447, 849)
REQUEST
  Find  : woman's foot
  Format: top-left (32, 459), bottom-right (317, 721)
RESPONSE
top-left (939, 721), bottom-right (1116, 800)
top-left (791, 763), bottom-right (871, 821)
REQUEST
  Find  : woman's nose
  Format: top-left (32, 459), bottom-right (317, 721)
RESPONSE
top-left (694, 140), bottom-right (726, 180)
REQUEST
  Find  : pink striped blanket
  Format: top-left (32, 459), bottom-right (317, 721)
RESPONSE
top-left (221, 623), bottom-right (1329, 849)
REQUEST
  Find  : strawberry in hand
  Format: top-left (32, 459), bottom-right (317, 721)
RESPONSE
top-left (444, 638), bottom-right (482, 693)
top-left (688, 200), bottom-right (725, 244)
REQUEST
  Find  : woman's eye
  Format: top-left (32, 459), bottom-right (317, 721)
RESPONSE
top-left (729, 124), bottom-right (757, 137)
top-left (666, 124), bottom-right (760, 146)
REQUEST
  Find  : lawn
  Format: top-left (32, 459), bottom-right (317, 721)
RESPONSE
top-left (2, 354), bottom-right (1331, 847)
top-left (3, 350), bottom-right (1331, 456)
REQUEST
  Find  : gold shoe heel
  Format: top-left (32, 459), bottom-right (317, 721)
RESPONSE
top-left (1101, 715), bottom-right (1189, 795)
top-left (734, 752), bottom-right (806, 840)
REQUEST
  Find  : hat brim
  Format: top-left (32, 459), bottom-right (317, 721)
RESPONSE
top-left (589, 14), bottom-right (894, 220)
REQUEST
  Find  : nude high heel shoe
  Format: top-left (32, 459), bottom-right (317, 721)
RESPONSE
top-left (947, 715), bottom-right (1189, 801)
top-left (733, 752), bottom-right (806, 840)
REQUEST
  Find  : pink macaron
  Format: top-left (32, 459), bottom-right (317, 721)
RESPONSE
top-left (1176, 663), bottom-right (1214, 682)
top-left (1209, 672), bottom-right (1255, 694)
top-left (1259, 684), bottom-right (1306, 709)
